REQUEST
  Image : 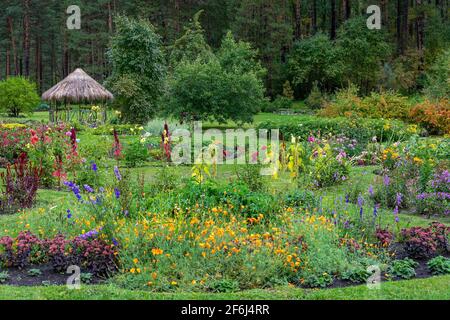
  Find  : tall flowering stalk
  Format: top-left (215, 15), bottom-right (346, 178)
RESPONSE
top-left (161, 123), bottom-right (171, 162)
top-left (112, 129), bottom-right (123, 163)
top-left (52, 154), bottom-right (66, 188)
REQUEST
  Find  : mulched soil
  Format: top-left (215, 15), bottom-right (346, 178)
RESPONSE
top-left (0, 264), bottom-right (106, 286)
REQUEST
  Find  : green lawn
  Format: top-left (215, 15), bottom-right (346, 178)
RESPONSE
top-left (0, 276), bottom-right (448, 300)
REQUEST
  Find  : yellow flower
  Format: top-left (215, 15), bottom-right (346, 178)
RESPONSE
top-left (152, 272), bottom-right (158, 280)
top-left (151, 248), bottom-right (164, 256)
top-left (130, 268), bottom-right (136, 274)
top-left (133, 258), bottom-right (139, 264)
top-left (171, 281), bottom-right (178, 286)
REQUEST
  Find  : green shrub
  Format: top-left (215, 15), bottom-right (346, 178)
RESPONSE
top-left (235, 164), bottom-right (266, 192)
top-left (389, 258), bottom-right (418, 280)
top-left (124, 139), bottom-right (149, 167)
top-left (305, 82), bottom-right (325, 109)
top-left (423, 49), bottom-right (450, 100)
top-left (0, 271), bottom-right (9, 283)
top-left (0, 77), bottom-right (40, 117)
top-left (301, 273), bottom-right (334, 288)
top-left (427, 256), bottom-right (450, 275)
top-left (283, 190), bottom-right (319, 210)
top-left (341, 267), bottom-right (371, 284)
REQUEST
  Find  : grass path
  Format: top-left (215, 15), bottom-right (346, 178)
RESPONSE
top-left (0, 275), bottom-right (448, 300)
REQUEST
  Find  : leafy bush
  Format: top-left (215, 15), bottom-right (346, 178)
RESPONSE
top-left (165, 31), bottom-right (266, 124)
top-left (319, 85), bottom-right (362, 118)
top-left (341, 267), bottom-right (371, 284)
top-left (235, 164), bottom-right (266, 192)
top-left (0, 231), bottom-right (118, 276)
top-left (301, 273), bottom-right (334, 288)
top-left (409, 99), bottom-right (450, 135)
top-left (269, 96), bottom-right (293, 113)
top-left (401, 223), bottom-right (450, 259)
top-left (0, 271), bottom-right (9, 283)
top-left (208, 279), bottom-right (240, 293)
top-left (308, 143), bottom-right (350, 188)
top-left (283, 190), bottom-right (319, 210)
top-left (27, 268), bottom-right (42, 277)
top-left (423, 49), bottom-right (450, 100)
top-left (305, 82), bottom-right (326, 109)
top-left (389, 258), bottom-right (418, 279)
top-left (287, 32), bottom-right (342, 95)
top-left (320, 87), bottom-right (411, 121)
top-left (427, 256), bottom-right (450, 275)
top-left (124, 139), bottom-right (149, 167)
top-left (106, 16), bottom-right (166, 124)
top-left (416, 168), bottom-right (450, 217)
top-left (0, 77), bottom-right (40, 117)
top-left (375, 228), bottom-right (394, 247)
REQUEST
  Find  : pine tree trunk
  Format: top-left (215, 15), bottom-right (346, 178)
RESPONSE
top-left (344, 0), bottom-right (351, 20)
top-left (23, 0), bottom-right (31, 77)
top-left (381, 0), bottom-right (389, 26)
top-left (293, 0), bottom-right (301, 40)
top-left (415, 0), bottom-right (425, 71)
top-left (6, 49), bottom-right (10, 77)
top-left (7, 17), bottom-right (19, 76)
top-left (330, 0), bottom-right (337, 40)
top-left (312, 0), bottom-right (317, 34)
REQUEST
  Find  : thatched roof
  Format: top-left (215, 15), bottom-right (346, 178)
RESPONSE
top-left (42, 68), bottom-right (113, 103)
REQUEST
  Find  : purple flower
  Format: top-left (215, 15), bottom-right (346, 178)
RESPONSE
top-left (393, 205), bottom-right (399, 215)
top-left (78, 229), bottom-right (99, 240)
top-left (357, 195), bottom-right (364, 208)
top-left (114, 166), bottom-right (122, 181)
top-left (383, 175), bottom-right (390, 186)
top-left (64, 181), bottom-right (82, 201)
top-left (112, 238), bottom-right (119, 246)
top-left (345, 194), bottom-right (350, 204)
top-left (114, 188), bottom-right (121, 199)
top-left (396, 193), bottom-right (403, 207)
top-left (368, 185), bottom-right (374, 196)
top-left (67, 209), bottom-right (72, 219)
top-left (84, 184), bottom-right (94, 193)
top-left (373, 204), bottom-right (378, 217)
top-left (91, 162), bottom-right (98, 172)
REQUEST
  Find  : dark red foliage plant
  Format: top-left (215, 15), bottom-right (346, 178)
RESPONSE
top-left (375, 228), bottom-right (394, 247)
top-left (0, 153), bottom-right (41, 214)
top-left (401, 222), bottom-right (450, 259)
top-left (0, 232), bottom-right (118, 276)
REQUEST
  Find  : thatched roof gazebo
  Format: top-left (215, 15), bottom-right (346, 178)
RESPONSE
top-left (42, 68), bottom-right (113, 123)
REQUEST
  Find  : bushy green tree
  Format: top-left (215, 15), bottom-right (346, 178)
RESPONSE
top-left (169, 10), bottom-right (214, 67)
top-left (336, 17), bottom-right (391, 94)
top-left (165, 31), bottom-right (265, 124)
top-left (423, 49), bottom-right (450, 100)
top-left (0, 77), bottom-right (40, 117)
top-left (217, 31), bottom-right (266, 79)
top-left (106, 16), bottom-right (166, 124)
top-left (287, 33), bottom-right (343, 95)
